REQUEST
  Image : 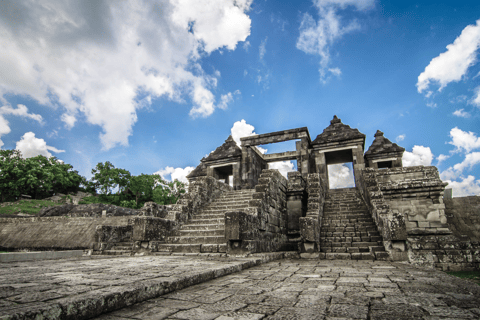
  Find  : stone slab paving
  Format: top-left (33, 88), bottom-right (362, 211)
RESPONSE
top-left (95, 259), bottom-right (480, 320)
top-left (0, 253), bottom-right (286, 320)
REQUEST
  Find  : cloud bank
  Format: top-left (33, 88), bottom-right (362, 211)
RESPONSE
top-left (0, 0), bottom-right (251, 150)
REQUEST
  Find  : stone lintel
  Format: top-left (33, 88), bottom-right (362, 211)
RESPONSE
top-left (312, 138), bottom-right (364, 151)
top-left (209, 161), bottom-right (240, 168)
top-left (240, 127), bottom-right (311, 147)
top-left (316, 145), bottom-right (358, 153)
top-left (372, 157), bottom-right (399, 163)
top-left (264, 151), bottom-right (299, 162)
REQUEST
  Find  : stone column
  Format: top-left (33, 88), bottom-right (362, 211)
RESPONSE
top-left (314, 152), bottom-right (328, 190)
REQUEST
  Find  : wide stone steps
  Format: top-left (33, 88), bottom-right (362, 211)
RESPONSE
top-left (319, 188), bottom-right (389, 260)
top-left (157, 189), bottom-right (255, 253)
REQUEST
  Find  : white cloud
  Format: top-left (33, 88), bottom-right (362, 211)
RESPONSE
top-left (15, 132), bottom-right (65, 158)
top-left (417, 19), bottom-right (480, 93)
top-left (243, 40), bottom-right (251, 52)
top-left (436, 154), bottom-right (450, 165)
top-left (328, 67), bottom-right (342, 77)
top-left (448, 127), bottom-right (480, 153)
top-left (426, 102), bottom-right (437, 108)
top-left (0, 0), bottom-right (252, 150)
top-left (231, 119), bottom-right (256, 146)
top-left (452, 152), bottom-right (480, 172)
top-left (218, 92), bottom-right (234, 110)
top-left (268, 161), bottom-right (295, 178)
top-left (453, 108), bottom-right (470, 118)
top-left (402, 145), bottom-right (434, 167)
top-left (259, 37), bottom-right (267, 61)
top-left (444, 175), bottom-right (480, 197)
top-left (328, 163), bottom-right (355, 189)
top-left (296, 0), bottom-right (374, 82)
top-left (155, 166), bottom-right (195, 183)
top-left (0, 104), bottom-right (43, 147)
top-left (472, 85), bottom-right (480, 107)
top-left (396, 134), bottom-right (405, 142)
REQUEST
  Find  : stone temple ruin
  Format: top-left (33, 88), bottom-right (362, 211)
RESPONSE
top-left (1, 116), bottom-right (479, 271)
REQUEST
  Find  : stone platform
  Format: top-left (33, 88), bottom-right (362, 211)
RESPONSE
top-left (1, 254), bottom-right (480, 320)
top-left (0, 253), bottom-right (287, 320)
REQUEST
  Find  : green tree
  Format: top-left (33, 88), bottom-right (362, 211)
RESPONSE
top-left (127, 174), bottom-right (159, 206)
top-left (0, 150), bottom-right (85, 201)
top-left (89, 161), bottom-right (131, 195)
top-left (152, 179), bottom-right (186, 205)
top-left (0, 149), bottom-right (23, 202)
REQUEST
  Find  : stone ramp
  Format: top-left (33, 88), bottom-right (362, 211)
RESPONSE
top-left (0, 253), bottom-right (287, 320)
top-left (157, 189), bottom-right (256, 253)
top-left (320, 188), bottom-right (389, 260)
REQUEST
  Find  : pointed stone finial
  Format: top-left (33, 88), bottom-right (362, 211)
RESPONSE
top-left (226, 135), bottom-right (234, 142)
top-left (330, 115), bottom-right (341, 125)
top-left (374, 130), bottom-right (384, 138)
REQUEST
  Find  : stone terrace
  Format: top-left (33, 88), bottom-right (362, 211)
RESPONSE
top-left (1, 255), bottom-right (480, 319)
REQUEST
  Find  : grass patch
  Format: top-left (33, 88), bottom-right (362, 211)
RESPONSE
top-left (0, 199), bottom-right (63, 215)
top-left (446, 270), bottom-right (480, 285)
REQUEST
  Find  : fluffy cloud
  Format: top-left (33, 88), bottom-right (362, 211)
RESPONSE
top-left (448, 127), bottom-right (480, 153)
top-left (402, 145), bottom-right (434, 167)
top-left (417, 19), bottom-right (480, 93)
top-left (231, 119), bottom-right (256, 146)
top-left (444, 176), bottom-right (480, 197)
top-left (436, 154), bottom-right (450, 165)
top-left (15, 132), bottom-right (65, 158)
top-left (453, 109), bottom-right (470, 118)
top-left (155, 166), bottom-right (195, 183)
top-left (0, 104), bottom-right (43, 147)
top-left (328, 163), bottom-right (355, 189)
top-left (452, 152), bottom-right (480, 172)
top-left (396, 134), bottom-right (405, 142)
top-left (268, 161), bottom-right (295, 178)
top-left (0, 0), bottom-right (251, 150)
top-left (472, 85), bottom-right (480, 107)
top-left (296, 0), bottom-right (374, 82)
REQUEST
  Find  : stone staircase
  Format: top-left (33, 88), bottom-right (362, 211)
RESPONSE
top-left (156, 189), bottom-right (256, 253)
top-left (320, 188), bottom-right (389, 260)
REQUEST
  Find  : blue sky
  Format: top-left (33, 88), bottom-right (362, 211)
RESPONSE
top-left (1, 0), bottom-right (480, 196)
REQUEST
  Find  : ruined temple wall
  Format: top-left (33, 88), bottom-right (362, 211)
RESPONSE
top-left (375, 166), bottom-right (449, 235)
top-left (0, 216), bottom-right (131, 251)
top-left (444, 196), bottom-right (480, 241)
top-left (241, 147), bottom-right (268, 189)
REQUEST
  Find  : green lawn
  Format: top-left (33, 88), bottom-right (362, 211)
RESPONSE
top-left (446, 270), bottom-right (480, 286)
top-left (0, 199), bottom-right (63, 215)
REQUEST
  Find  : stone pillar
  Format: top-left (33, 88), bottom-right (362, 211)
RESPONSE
top-left (296, 138), bottom-right (311, 179)
top-left (315, 152), bottom-right (328, 190)
top-left (352, 144), bottom-right (365, 188)
top-left (233, 162), bottom-right (241, 190)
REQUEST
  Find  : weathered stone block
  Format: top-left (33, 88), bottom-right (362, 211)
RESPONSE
top-left (132, 217), bottom-right (176, 241)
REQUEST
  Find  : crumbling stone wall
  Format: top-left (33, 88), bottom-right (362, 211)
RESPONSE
top-left (444, 196), bottom-right (480, 241)
top-left (0, 216), bottom-right (131, 251)
top-left (358, 166), bottom-right (479, 270)
top-left (356, 168), bottom-right (406, 261)
top-left (299, 173), bottom-right (326, 254)
top-left (286, 172), bottom-right (307, 243)
top-left (225, 169), bottom-right (289, 254)
top-left (94, 176), bottom-right (232, 252)
top-left (241, 147), bottom-right (268, 189)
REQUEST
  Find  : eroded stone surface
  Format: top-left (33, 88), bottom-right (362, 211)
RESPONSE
top-left (94, 259), bottom-right (480, 320)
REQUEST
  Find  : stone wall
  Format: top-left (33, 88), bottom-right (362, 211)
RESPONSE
top-left (356, 168), bottom-right (407, 261)
top-left (358, 166), bottom-right (480, 270)
top-left (444, 196), bottom-right (480, 241)
top-left (241, 147), bottom-right (268, 189)
top-left (225, 169), bottom-right (289, 254)
top-left (299, 173), bottom-right (326, 254)
top-left (0, 216), bottom-right (131, 251)
top-left (94, 176), bottom-right (232, 252)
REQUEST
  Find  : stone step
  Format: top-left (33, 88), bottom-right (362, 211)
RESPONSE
top-left (155, 243), bottom-right (227, 253)
top-left (166, 236), bottom-right (226, 244)
top-left (199, 207), bottom-right (250, 214)
top-left (178, 229), bottom-right (225, 237)
top-left (188, 218), bottom-right (225, 224)
top-left (204, 199), bottom-right (251, 206)
top-left (110, 245), bottom-right (133, 251)
top-left (201, 204), bottom-right (252, 211)
top-left (194, 213), bottom-right (229, 219)
top-left (95, 250), bottom-right (133, 256)
top-left (181, 224), bottom-right (224, 231)
top-left (321, 241), bottom-right (383, 248)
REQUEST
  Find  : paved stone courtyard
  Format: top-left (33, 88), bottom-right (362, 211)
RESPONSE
top-left (95, 259), bottom-right (480, 320)
top-left (1, 254), bottom-right (480, 319)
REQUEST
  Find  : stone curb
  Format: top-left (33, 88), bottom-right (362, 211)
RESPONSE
top-left (0, 250), bottom-right (85, 262)
top-left (1, 252), bottom-right (286, 320)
